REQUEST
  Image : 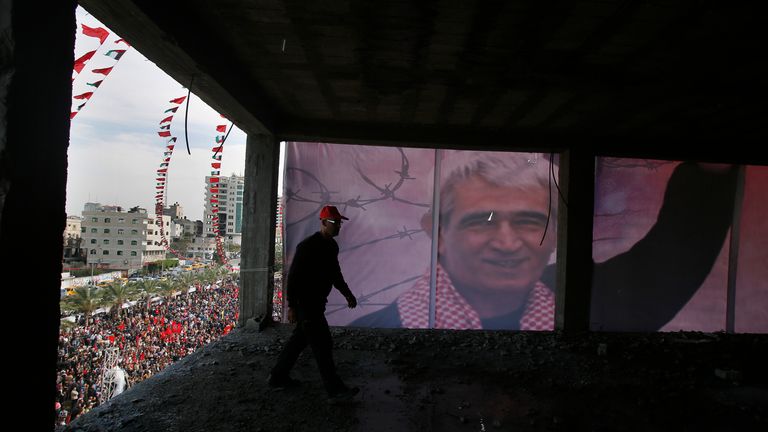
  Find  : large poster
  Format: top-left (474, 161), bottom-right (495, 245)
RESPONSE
top-left (284, 144), bottom-right (560, 330)
top-left (283, 143), bottom-right (435, 326)
top-left (591, 159), bottom-right (768, 333)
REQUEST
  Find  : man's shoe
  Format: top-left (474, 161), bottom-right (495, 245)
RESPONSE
top-left (328, 386), bottom-right (360, 404)
top-left (267, 374), bottom-right (301, 389)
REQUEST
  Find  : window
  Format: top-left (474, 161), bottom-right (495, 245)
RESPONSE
top-left (132, 219), bottom-right (138, 224)
top-left (81, 227), bottom-right (85, 233)
top-left (118, 218), bottom-right (125, 223)
top-left (103, 239), bottom-right (110, 245)
top-left (117, 251), bottom-right (123, 256)
top-left (90, 239), bottom-right (96, 244)
top-left (118, 229), bottom-right (124, 235)
top-left (92, 217), bottom-right (98, 222)
top-left (90, 249), bottom-right (96, 255)
top-left (131, 230), bottom-right (138, 234)
top-left (130, 251), bottom-right (137, 256)
top-left (103, 250), bottom-right (109, 255)
top-left (131, 240), bottom-right (137, 246)
top-left (117, 240), bottom-right (124, 245)
top-left (103, 229), bottom-right (110, 234)
top-left (91, 228), bottom-right (97, 233)
top-left (104, 218), bottom-right (111, 223)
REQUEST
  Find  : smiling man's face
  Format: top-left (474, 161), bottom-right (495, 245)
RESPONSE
top-left (438, 175), bottom-right (556, 308)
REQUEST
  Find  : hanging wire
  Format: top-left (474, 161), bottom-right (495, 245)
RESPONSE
top-left (184, 75), bottom-right (194, 155)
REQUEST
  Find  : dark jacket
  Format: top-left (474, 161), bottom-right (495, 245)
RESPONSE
top-left (286, 232), bottom-right (353, 311)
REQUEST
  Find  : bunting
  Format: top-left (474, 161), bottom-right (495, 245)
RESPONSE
top-left (70, 20), bottom-right (129, 120)
top-left (105, 49), bottom-right (126, 60)
top-left (151, 94), bottom-right (190, 261)
top-left (81, 24), bottom-right (110, 44)
top-left (92, 66), bottom-right (114, 76)
top-left (73, 50), bottom-right (96, 74)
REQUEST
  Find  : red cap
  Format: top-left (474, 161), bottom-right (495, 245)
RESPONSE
top-left (319, 205), bottom-right (348, 220)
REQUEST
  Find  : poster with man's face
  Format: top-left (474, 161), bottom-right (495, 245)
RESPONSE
top-left (283, 144), bottom-right (560, 329)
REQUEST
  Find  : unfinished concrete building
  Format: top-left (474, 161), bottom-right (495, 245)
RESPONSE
top-left (3, 1), bottom-right (767, 430)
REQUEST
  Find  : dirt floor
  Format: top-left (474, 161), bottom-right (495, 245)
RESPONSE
top-left (63, 323), bottom-right (768, 432)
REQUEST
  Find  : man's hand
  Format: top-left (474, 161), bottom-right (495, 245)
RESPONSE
top-left (346, 295), bottom-right (357, 309)
top-left (287, 307), bottom-right (296, 324)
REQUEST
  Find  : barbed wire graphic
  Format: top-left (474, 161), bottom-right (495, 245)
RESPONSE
top-left (284, 147), bottom-right (433, 311)
top-left (325, 274), bottom-right (422, 316)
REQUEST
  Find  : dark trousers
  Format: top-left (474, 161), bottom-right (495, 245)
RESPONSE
top-left (270, 307), bottom-right (345, 395)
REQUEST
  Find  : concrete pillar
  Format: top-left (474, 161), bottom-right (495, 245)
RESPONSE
top-left (239, 133), bottom-right (279, 328)
top-left (554, 149), bottom-right (595, 333)
top-left (0, 0), bottom-right (76, 428)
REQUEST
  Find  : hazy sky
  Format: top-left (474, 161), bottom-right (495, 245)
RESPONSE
top-left (68, 7), bottom-right (282, 222)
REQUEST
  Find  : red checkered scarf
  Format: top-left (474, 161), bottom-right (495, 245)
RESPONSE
top-left (396, 264), bottom-right (555, 330)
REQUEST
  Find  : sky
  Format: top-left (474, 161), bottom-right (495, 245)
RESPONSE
top-left (68, 7), bottom-right (283, 222)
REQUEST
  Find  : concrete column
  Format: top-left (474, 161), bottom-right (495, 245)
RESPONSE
top-left (0, 0), bottom-right (76, 428)
top-left (239, 133), bottom-right (279, 328)
top-left (554, 149), bottom-right (595, 333)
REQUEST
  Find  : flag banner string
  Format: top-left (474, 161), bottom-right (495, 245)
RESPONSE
top-left (153, 96), bottom-right (189, 261)
top-left (209, 117), bottom-right (232, 269)
top-left (70, 20), bottom-right (131, 119)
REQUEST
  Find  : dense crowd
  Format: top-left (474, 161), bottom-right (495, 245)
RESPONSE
top-left (55, 277), bottom-right (239, 427)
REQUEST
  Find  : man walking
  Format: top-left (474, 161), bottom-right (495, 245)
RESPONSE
top-left (268, 205), bottom-right (360, 403)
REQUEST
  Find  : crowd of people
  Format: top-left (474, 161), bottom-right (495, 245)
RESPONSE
top-left (55, 276), bottom-right (240, 427)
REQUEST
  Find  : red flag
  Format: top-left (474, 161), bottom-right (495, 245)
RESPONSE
top-left (160, 116), bottom-right (174, 124)
top-left (157, 168), bottom-right (168, 173)
top-left (166, 145), bottom-right (175, 150)
top-left (209, 188), bottom-right (219, 193)
top-left (169, 96), bottom-right (187, 104)
top-left (116, 38), bottom-right (131, 46)
top-left (73, 92), bottom-right (93, 100)
top-left (211, 146), bottom-right (223, 152)
top-left (70, 112), bottom-right (78, 119)
top-left (73, 50), bottom-right (96, 73)
top-left (216, 125), bottom-right (227, 132)
top-left (210, 177), bottom-right (219, 183)
top-left (81, 24), bottom-right (109, 44)
top-left (158, 131), bottom-right (171, 137)
top-left (92, 66), bottom-right (114, 76)
top-left (211, 163), bottom-right (221, 169)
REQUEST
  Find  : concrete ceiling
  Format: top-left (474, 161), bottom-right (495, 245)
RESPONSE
top-left (79, 0), bottom-right (767, 160)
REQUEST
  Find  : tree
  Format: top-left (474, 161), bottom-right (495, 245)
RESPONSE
top-left (100, 282), bottom-right (136, 318)
top-left (134, 279), bottom-right (160, 307)
top-left (157, 280), bottom-right (176, 300)
top-left (178, 272), bottom-right (196, 296)
top-left (62, 286), bottom-right (102, 327)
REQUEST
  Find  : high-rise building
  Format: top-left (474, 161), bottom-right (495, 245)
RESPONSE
top-left (203, 173), bottom-right (244, 245)
top-left (80, 203), bottom-right (168, 271)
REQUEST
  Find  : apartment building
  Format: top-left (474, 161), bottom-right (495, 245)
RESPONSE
top-left (80, 203), bottom-right (168, 271)
top-left (203, 173), bottom-right (244, 245)
top-left (63, 215), bottom-right (83, 260)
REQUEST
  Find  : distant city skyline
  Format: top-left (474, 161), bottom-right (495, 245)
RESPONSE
top-left (68, 6), bottom-right (283, 222)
